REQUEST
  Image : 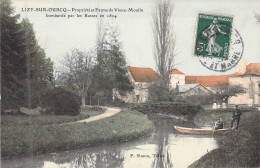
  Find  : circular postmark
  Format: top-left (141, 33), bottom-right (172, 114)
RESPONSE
top-left (198, 28), bottom-right (243, 72)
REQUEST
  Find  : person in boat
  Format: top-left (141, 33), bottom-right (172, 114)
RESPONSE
top-left (214, 116), bottom-right (224, 130)
top-left (230, 105), bottom-right (242, 129)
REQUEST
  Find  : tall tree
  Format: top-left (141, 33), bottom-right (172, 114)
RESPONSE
top-left (153, 0), bottom-right (176, 88)
top-left (59, 48), bottom-right (94, 106)
top-left (1, 0), bottom-right (54, 109)
top-left (90, 25), bottom-right (133, 104)
top-left (1, 0), bottom-right (27, 109)
top-left (20, 19), bottom-right (54, 108)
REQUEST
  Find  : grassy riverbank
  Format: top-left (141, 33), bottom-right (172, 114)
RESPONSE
top-left (1, 108), bottom-right (154, 158)
top-left (190, 109), bottom-right (259, 168)
top-left (1, 106), bottom-right (104, 126)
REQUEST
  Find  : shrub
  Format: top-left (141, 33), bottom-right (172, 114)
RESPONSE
top-left (148, 83), bottom-right (175, 102)
top-left (175, 94), bottom-right (215, 105)
top-left (131, 102), bottom-right (202, 116)
top-left (42, 87), bottom-right (80, 115)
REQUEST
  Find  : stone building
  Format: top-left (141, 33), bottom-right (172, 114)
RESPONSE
top-left (114, 66), bottom-right (159, 103)
top-left (228, 62), bottom-right (260, 106)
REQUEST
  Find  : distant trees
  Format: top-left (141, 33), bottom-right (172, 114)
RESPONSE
top-left (152, 0), bottom-right (176, 88)
top-left (1, 0), bottom-right (53, 109)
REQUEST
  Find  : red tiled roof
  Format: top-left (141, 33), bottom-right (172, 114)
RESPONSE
top-left (128, 66), bottom-right (159, 82)
top-left (185, 75), bottom-right (228, 87)
top-left (169, 69), bottom-right (184, 74)
top-left (245, 63), bottom-right (260, 75)
top-left (184, 63), bottom-right (260, 87)
top-left (185, 73), bottom-right (241, 87)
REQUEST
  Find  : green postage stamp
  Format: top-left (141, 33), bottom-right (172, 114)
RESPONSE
top-left (194, 13), bottom-right (233, 59)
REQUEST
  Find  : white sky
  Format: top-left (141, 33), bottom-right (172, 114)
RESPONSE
top-left (13, 0), bottom-right (260, 75)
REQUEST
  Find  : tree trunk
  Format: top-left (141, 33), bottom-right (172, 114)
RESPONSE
top-left (82, 93), bottom-right (86, 107)
top-left (90, 93), bottom-right (92, 106)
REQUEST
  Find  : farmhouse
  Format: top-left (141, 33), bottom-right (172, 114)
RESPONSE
top-left (115, 60), bottom-right (260, 106)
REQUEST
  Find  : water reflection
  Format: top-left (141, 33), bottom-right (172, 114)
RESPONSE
top-left (1, 114), bottom-right (219, 168)
top-left (151, 116), bottom-right (173, 168)
top-left (50, 151), bottom-right (124, 168)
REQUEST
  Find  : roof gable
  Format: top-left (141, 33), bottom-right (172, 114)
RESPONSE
top-left (177, 84), bottom-right (200, 92)
top-left (128, 66), bottom-right (159, 82)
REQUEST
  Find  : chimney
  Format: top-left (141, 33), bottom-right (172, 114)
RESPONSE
top-left (237, 59), bottom-right (247, 74)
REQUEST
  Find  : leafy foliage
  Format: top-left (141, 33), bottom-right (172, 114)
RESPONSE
top-left (42, 87), bottom-right (80, 115)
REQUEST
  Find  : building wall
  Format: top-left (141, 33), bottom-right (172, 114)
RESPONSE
top-left (228, 75), bottom-right (260, 106)
top-left (133, 82), bottom-right (150, 103)
top-left (113, 82), bottom-right (150, 103)
top-left (169, 74), bottom-right (185, 90)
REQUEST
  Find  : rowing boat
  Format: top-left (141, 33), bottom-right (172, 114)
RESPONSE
top-left (174, 126), bottom-right (233, 135)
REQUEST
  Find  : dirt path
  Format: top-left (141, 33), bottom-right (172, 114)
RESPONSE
top-left (60, 106), bottom-right (121, 125)
top-left (76, 107), bottom-right (121, 123)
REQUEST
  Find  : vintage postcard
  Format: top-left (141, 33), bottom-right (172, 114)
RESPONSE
top-left (1, 0), bottom-right (260, 168)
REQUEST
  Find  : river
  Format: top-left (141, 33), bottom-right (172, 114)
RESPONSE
top-left (1, 113), bottom-right (220, 168)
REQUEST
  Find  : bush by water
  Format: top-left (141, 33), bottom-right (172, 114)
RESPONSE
top-left (131, 102), bottom-right (202, 116)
